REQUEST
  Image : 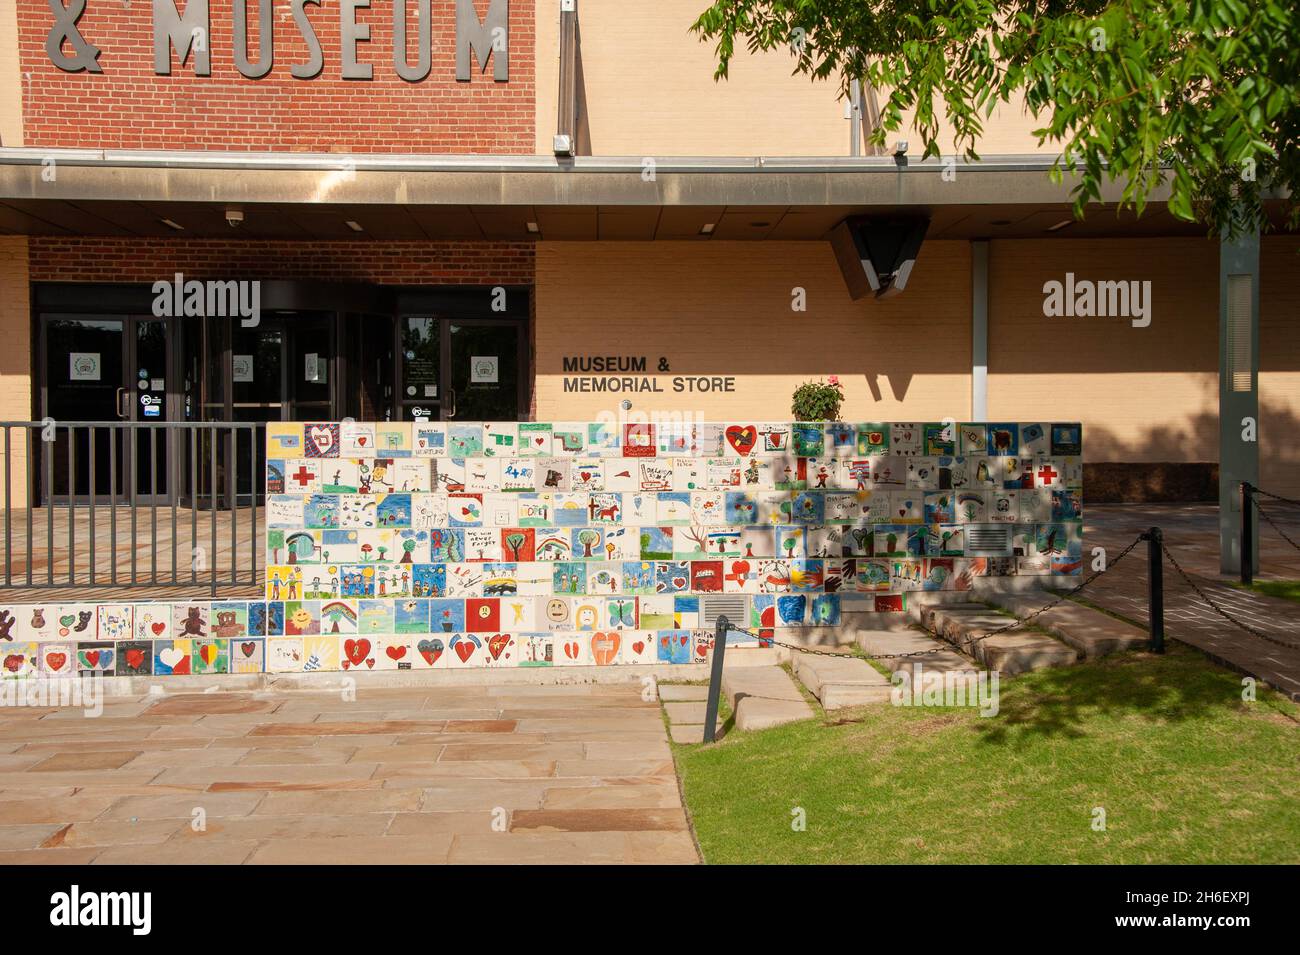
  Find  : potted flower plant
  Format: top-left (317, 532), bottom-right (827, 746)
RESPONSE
top-left (790, 375), bottom-right (845, 421)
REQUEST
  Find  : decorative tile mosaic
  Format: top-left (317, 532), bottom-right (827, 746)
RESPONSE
top-left (0, 421), bottom-right (1081, 676)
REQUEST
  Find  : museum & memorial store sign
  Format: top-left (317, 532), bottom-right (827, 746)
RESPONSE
top-left (562, 356), bottom-right (737, 394)
top-left (44, 0), bottom-right (510, 81)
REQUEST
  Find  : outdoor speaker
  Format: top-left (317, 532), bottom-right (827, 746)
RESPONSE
top-left (829, 215), bottom-right (930, 300)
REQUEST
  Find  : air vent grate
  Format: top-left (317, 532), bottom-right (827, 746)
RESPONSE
top-left (702, 595), bottom-right (750, 631)
top-left (965, 524), bottom-right (1012, 557)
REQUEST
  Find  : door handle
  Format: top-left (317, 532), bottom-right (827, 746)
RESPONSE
top-left (115, 387), bottom-right (128, 420)
top-left (445, 388), bottom-right (456, 419)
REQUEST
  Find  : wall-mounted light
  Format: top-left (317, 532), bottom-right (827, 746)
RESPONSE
top-left (1046, 219), bottom-right (1074, 232)
top-left (160, 218), bottom-right (184, 231)
top-left (699, 223), bottom-right (716, 236)
top-left (345, 220), bottom-right (364, 232)
top-left (526, 221), bottom-right (540, 234)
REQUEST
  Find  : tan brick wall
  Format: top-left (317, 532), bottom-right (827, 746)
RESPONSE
top-left (986, 236), bottom-right (1300, 495)
top-left (1260, 235), bottom-right (1300, 497)
top-left (534, 0), bottom-right (1048, 157)
top-left (534, 239), bottom-right (973, 420)
top-left (535, 1), bottom-right (845, 156)
top-left (987, 238), bottom-right (1221, 467)
top-left (0, 0), bottom-right (21, 146)
top-left (0, 235), bottom-right (30, 507)
top-left (537, 236), bottom-right (1300, 498)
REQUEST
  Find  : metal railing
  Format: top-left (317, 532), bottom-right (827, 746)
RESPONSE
top-left (0, 421), bottom-right (261, 596)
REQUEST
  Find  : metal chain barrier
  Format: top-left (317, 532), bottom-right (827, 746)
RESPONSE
top-left (698, 527), bottom-right (1285, 743)
top-left (1159, 541), bottom-right (1300, 652)
top-left (1254, 487), bottom-right (1300, 508)
top-left (1251, 493), bottom-right (1300, 552)
top-left (716, 533), bottom-right (1144, 663)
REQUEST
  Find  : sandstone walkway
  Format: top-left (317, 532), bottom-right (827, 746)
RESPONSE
top-left (0, 683), bottom-right (698, 864)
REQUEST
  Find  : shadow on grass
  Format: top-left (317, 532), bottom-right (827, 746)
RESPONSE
top-left (972, 644), bottom-right (1286, 746)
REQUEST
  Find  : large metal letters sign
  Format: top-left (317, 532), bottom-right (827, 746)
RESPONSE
top-left (45, 0), bottom-right (510, 81)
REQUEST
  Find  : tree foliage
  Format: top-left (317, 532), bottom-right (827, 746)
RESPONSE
top-left (691, 0), bottom-right (1299, 235)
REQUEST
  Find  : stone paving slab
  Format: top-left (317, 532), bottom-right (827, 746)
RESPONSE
top-left (0, 683), bottom-right (696, 864)
top-left (1085, 503), bottom-right (1300, 701)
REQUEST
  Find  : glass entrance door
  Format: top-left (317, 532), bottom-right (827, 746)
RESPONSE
top-left (397, 317), bottom-right (525, 422)
top-left (129, 317), bottom-right (172, 501)
top-left (42, 315), bottom-right (124, 503)
top-left (446, 322), bottom-right (522, 421)
top-left (40, 314), bottom-right (173, 503)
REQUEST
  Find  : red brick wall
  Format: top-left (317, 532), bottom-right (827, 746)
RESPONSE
top-left (18, 0), bottom-right (534, 152)
top-left (28, 236), bottom-right (536, 284)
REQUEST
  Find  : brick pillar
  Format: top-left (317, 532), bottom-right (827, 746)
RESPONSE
top-left (0, 235), bottom-right (31, 507)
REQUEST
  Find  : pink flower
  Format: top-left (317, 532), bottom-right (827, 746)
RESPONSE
top-left (827, 375), bottom-right (841, 387)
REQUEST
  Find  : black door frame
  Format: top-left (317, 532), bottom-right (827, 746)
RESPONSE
top-left (394, 286), bottom-right (531, 422)
top-left (34, 310), bottom-right (179, 505)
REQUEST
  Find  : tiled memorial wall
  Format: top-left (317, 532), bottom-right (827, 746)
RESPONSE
top-left (0, 421), bottom-right (1082, 677)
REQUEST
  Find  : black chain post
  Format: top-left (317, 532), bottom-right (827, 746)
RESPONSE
top-left (1240, 481), bottom-right (1254, 587)
top-left (702, 615), bottom-right (729, 744)
top-left (1146, 527), bottom-right (1165, 654)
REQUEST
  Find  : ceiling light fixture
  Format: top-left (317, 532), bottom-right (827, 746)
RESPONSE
top-left (160, 218), bottom-right (184, 231)
top-left (1046, 219), bottom-right (1074, 232)
top-left (699, 223), bottom-right (716, 235)
top-left (345, 220), bottom-right (364, 232)
top-left (526, 221), bottom-right (540, 234)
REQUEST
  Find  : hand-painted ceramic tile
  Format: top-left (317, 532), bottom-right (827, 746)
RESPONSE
top-left (39, 643), bottom-right (75, 676)
top-left (231, 638), bottom-right (264, 673)
top-left (116, 641), bottom-right (152, 677)
top-left (192, 639), bottom-right (229, 674)
top-left (2, 642), bottom-right (38, 678)
top-left (266, 423), bottom-right (305, 459)
top-left (154, 640), bottom-right (192, 676)
top-left (340, 636), bottom-right (377, 671)
top-left (304, 423), bottom-right (340, 458)
top-left (267, 638), bottom-right (305, 673)
top-left (555, 632), bottom-right (589, 666)
top-left (589, 631), bottom-right (621, 666)
top-left (76, 642), bottom-right (114, 674)
top-left (301, 634), bottom-right (340, 672)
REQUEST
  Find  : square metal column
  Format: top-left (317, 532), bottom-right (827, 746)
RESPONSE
top-left (1218, 225), bottom-right (1260, 574)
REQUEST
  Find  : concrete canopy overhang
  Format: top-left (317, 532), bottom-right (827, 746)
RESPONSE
top-left (0, 148), bottom-right (1287, 241)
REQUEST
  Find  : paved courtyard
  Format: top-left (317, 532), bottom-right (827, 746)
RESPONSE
top-left (0, 683), bottom-right (697, 865)
top-left (1084, 503), bottom-right (1300, 699)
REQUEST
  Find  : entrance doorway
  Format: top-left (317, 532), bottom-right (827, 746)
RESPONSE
top-left (33, 283), bottom-right (533, 503)
top-left (38, 313), bottom-right (173, 502)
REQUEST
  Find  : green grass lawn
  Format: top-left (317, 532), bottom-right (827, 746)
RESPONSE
top-left (674, 644), bottom-right (1300, 864)
top-left (1236, 579), bottom-right (1300, 604)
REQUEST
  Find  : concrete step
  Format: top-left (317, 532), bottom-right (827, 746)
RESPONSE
top-left (925, 608), bottom-right (1078, 675)
top-left (906, 599), bottom-right (989, 633)
top-left (856, 627), bottom-right (977, 680)
top-left (719, 647), bottom-right (782, 667)
top-left (792, 652), bottom-right (892, 708)
top-left (980, 591), bottom-right (1149, 659)
top-left (657, 684), bottom-right (709, 702)
top-left (720, 666), bottom-right (814, 731)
